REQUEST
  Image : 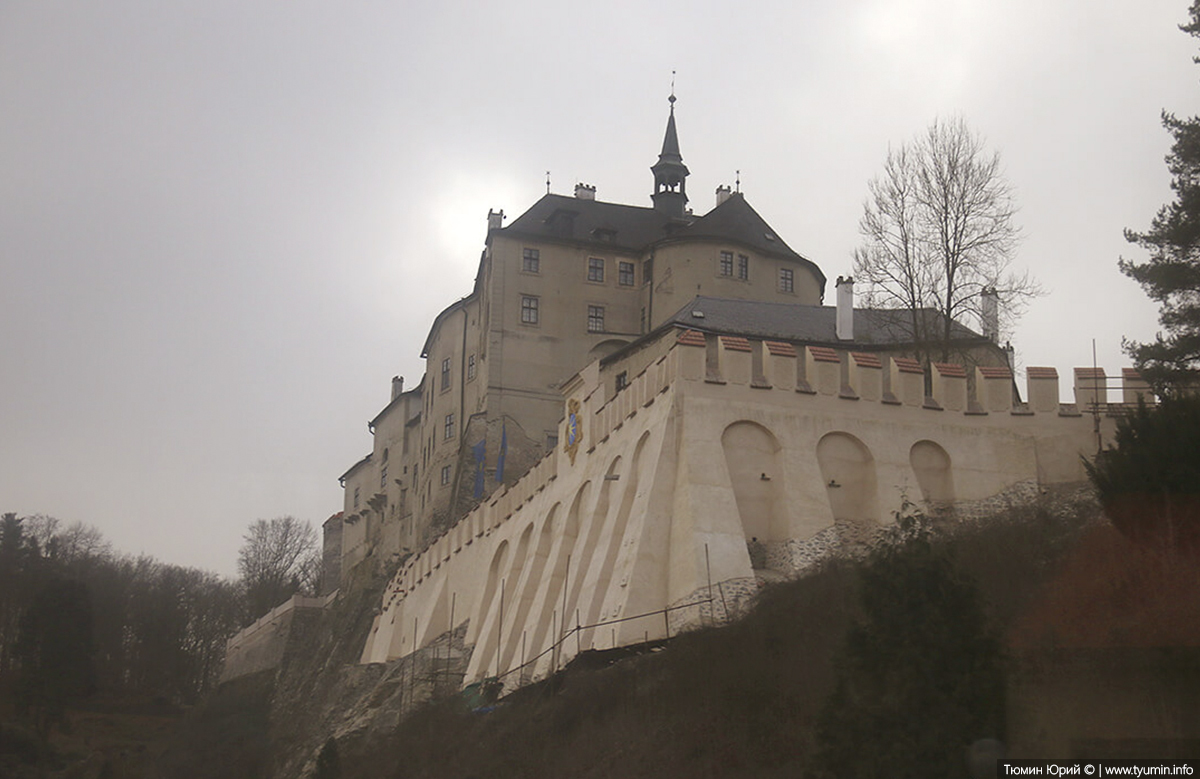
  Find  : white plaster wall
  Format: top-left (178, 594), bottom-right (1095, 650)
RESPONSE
top-left (360, 338), bottom-right (1113, 690)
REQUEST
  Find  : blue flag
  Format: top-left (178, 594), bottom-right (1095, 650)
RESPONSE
top-left (495, 424), bottom-right (507, 483)
top-left (472, 439), bottom-right (486, 499)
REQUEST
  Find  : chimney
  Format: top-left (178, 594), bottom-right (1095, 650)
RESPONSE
top-left (836, 276), bottom-right (854, 341)
top-left (391, 375), bottom-right (404, 400)
top-left (574, 183), bottom-right (596, 200)
top-left (981, 286), bottom-right (999, 342)
top-left (715, 184), bottom-right (732, 207)
top-left (487, 209), bottom-right (504, 230)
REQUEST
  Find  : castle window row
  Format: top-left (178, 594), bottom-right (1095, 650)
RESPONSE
top-left (520, 296), bottom-right (619, 333)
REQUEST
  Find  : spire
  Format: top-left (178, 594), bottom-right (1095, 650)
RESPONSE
top-left (651, 79), bottom-right (689, 218)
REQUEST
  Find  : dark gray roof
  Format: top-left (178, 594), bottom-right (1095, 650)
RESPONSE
top-left (665, 194), bottom-right (823, 284)
top-left (660, 296), bottom-right (989, 348)
top-left (499, 193), bottom-right (825, 290)
top-left (502, 194), bottom-right (675, 253)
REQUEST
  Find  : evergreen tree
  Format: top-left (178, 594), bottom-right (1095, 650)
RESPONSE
top-left (1121, 2), bottom-right (1200, 393)
top-left (1084, 395), bottom-right (1200, 551)
top-left (811, 517), bottom-right (1005, 779)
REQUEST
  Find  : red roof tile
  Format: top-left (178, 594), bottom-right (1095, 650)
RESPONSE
top-left (765, 340), bottom-right (797, 357)
top-left (720, 335), bottom-right (752, 352)
top-left (808, 346), bottom-right (840, 363)
top-left (934, 362), bottom-right (967, 379)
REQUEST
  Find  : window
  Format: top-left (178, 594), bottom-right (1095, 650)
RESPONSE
top-left (619, 261), bottom-right (635, 286)
top-left (643, 258), bottom-right (653, 283)
top-left (640, 307), bottom-right (646, 333)
top-left (616, 371), bottom-right (628, 390)
top-left (444, 413), bottom-right (455, 440)
top-left (546, 433), bottom-right (558, 449)
top-left (587, 305), bottom-right (605, 333)
top-left (779, 267), bottom-right (794, 293)
top-left (440, 465), bottom-right (451, 486)
top-left (737, 254), bottom-right (749, 280)
top-left (440, 357), bottom-right (451, 391)
top-left (381, 449), bottom-right (388, 489)
top-left (467, 354), bottom-right (476, 380)
top-left (522, 247), bottom-right (540, 273)
top-left (720, 250), bottom-right (734, 276)
top-left (588, 257), bottom-right (605, 282)
top-left (353, 486), bottom-right (360, 510)
top-left (521, 295), bottom-right (539, 325)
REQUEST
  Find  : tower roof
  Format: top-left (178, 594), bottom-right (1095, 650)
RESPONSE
top-left (659, 103), bottom-right (683, 163)
top-left (651, 93), bottom-right (689, 216)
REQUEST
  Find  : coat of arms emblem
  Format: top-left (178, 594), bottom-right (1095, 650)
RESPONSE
top-left (564, 398), bottom-right (583, 464)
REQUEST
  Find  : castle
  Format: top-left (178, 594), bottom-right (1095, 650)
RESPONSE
top-left (291, 98), bottom-right (1141, 688)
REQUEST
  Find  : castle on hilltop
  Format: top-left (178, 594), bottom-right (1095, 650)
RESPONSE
top-left (326, 96), bottom-right (1015, 587)
top-left (279, 97), bottom-right (1145, 691)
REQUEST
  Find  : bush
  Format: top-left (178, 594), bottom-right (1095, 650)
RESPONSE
top-left (1084, 396), bottom-right (1200, 551)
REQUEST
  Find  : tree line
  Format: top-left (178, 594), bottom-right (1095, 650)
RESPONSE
top-left (0, 512), bottom-right (324, 735)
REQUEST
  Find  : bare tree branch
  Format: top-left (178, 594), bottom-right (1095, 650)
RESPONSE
top-left (852, 117), bottom-right (1039, 365)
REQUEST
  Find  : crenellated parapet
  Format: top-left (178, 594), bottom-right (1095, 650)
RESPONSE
top-left (670, 329), bottom-right (1154, 416)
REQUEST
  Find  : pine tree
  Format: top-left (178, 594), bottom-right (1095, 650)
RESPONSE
top-left (1121, 2), bottom-right (1200, 394)
top-left (1084, 395), bottom-right (1200, 551)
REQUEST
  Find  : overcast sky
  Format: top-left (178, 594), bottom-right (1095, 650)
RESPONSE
top-left (2, 1), bottom-right (1196, 575)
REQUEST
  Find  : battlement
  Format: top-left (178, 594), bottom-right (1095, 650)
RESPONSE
top-left (665, 329), bottom-right (1154, 416)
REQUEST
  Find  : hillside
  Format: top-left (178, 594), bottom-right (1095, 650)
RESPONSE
top-left (155, 486), bottom-right (1200, 778)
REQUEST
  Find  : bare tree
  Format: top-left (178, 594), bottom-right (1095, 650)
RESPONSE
top-left (854, 117), bottom-right (1035, 367)
top-left (237, 516), bottom-right (317, 622)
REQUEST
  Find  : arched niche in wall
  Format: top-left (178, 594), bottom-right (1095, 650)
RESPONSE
top-left (582, 430), bottom-right (651, 640)
top-left (526, 483), bottom-right (589, 666)
top-left (909, 440), bottom-right (955, 505)
top-left (588, 339), bottom-right (629, 362)
top-left (499, 505), bottom-right (559, 671)
top-left (721, 421), bottom-right (785, 550)
top-left (816, 432), bottom-right (879, 523)
top-left (469, 539), bottom-right (510, 648)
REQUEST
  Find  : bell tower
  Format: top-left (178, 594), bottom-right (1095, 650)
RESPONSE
top-left (651, 90), bottom-right (690, 218)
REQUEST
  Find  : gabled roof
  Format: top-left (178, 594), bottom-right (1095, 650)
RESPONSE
top-left (664, 193), bottom-right (824, 286)
top-left (657, 296), bottom-right (990, 348)
top-left (502, 194), bottom-right (674, 253)
top-left (499, 192), bottom-right (824, 288)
